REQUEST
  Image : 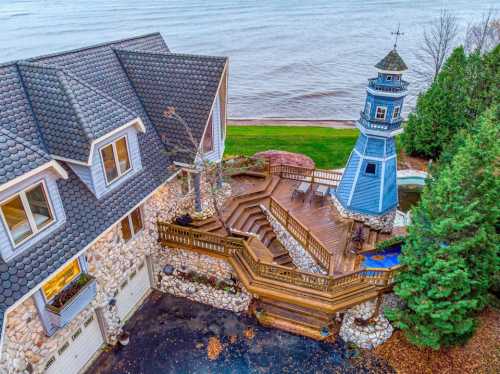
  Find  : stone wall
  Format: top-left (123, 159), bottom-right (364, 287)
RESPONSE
top-left (339, 294), bottom-right (400, 350)
top-left (156, 249), bottom-right (251, 313)
top-left (261, 206), bottom-right (326, 274)
top-left (331, 195), bottom-right (395, 233)
top-left (0, 174), bottom-right (232, 374)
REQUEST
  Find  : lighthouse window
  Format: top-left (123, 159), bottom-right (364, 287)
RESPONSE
top-left (365, 163), bottom-right (377, 175)
top-left (386, 75), bottom-right (393, 81)
top-left (375, 106), bottom-right (387, 120)
top-left (393, 106), bottom-right (401, 119)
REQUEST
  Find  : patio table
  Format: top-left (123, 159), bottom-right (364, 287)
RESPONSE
top-left (292, 181), bottom-right (311, 202)
top-left (312, 185), bottom-right (330, 206)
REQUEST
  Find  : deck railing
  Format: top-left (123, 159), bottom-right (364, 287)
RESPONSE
top-left (269, 164), bottom-right (342, 187)
top-left (269, 197), bottom-right (332, 273)
top-left (157, 222), bottom-right (400, 301)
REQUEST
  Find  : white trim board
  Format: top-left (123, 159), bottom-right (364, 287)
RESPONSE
top-left (0, 160), bottom-right (68, 193)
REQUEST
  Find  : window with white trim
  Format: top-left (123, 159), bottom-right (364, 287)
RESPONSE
top-left (395, 75), bottom-right (401, 81)
top-left (0, 182), bottom-right (54, 246)
top-left (393, 106), bottom-right (401, 119)
top-left (100, 136), bottom-right (132, 185)
top-left (120, 207), bottom-right (143, 242)
top-left (375, 106), bottom-right (387, 120)
top-left (386, 75), bottom-right (393, 81)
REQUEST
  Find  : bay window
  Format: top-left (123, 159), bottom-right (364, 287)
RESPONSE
top-left (0, 182), bottom-right (54, 246)
top-left (100, 136), bottom-right (131, 185)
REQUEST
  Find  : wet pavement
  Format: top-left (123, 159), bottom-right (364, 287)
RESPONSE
top-left (87, 291), bottom-right (394, 374)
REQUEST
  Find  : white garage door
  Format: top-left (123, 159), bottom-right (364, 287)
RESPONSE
top-left (116, 260), bottom-right (151, 321)
top-left (44, 312), bottom-right (103, 374)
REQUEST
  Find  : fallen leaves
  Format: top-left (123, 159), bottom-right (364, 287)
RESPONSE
top-left (207, 337), bottom-right (223, 361)
top-left (373, 308), bottom-right (500, 374)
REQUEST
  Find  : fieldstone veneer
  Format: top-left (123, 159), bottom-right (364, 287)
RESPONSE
top-left (0, 176), bottom-right (232, 374)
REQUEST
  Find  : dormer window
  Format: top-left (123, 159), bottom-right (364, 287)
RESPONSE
top-left (375, 106), bottom-right (387, 120)
top-left (0, 182), bottom-right (54, 246)
top-left (100, 136), bottom-right (132, 185)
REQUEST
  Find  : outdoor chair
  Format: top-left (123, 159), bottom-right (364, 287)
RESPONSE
top-left (292, 181), bottom-right (311, 202)
top-left (311, 184), bottom-right (330, 206)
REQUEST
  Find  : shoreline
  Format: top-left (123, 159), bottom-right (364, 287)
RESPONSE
top-left (228, 118), bottom-right (356, 129)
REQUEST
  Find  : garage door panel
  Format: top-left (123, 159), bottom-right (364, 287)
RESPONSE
top-left (116, 261), bottom-right (150, 321)
top-left (45, 313), bottom-right (103, 374)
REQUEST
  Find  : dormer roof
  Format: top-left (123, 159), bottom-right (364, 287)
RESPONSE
top-left (18, 62), bottom-right (139, 163)
top-left (375, 49), bottom-right (408, 72)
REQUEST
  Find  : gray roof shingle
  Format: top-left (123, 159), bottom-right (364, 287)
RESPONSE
top-left (375, 49), bottom-right (408, 72)
top-left (0, 33), bottom-right (226, 340)
top-left (115, 49), bottom-right (227, 163)
top-left (18, 62), bottom-right (138, 162)
top-left (0, 127), bottom-right (51, 185)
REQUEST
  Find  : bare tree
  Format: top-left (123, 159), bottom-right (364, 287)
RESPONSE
top-left (465, 8), bottom-right (499, 54)
top-left (415, 9), bottom-right (459, 84)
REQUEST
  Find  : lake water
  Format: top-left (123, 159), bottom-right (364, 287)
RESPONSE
top-left (0, 0), bottom-right (496, 119)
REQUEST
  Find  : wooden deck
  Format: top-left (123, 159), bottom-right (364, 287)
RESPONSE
top-left (229, 176), bottom-right (358, 274)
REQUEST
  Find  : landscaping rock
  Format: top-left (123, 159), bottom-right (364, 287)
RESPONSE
top-left (253, 150), bottom-right (315, 169)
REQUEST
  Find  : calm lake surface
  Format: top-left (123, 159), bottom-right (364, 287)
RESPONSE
top-left (0, 0), bottom-right (496, 119)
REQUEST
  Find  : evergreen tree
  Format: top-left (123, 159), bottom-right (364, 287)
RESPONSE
top-left (402, 47), bottom-right (470, 159)
top-left (388, 107), bottom-right (500, 349)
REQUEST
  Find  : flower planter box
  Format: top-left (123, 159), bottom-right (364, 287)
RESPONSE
top-left (45, 275), bottom-right (97, 329)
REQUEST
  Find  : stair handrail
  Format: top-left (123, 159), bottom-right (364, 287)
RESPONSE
top-left (269, 197), bottom-right (332, 273)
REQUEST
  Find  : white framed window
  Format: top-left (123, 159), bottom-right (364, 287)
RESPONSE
top-left (386, 75), bottom-right (393, 81)
top-left (120, 206), bottom-right (143, 242)
top-left (0, 181), bottom-right (55, 247)
top-left (365, 162), bottom-right (377, 176)
top-left (393, 106), bottom-right (401, 120)
top-left (375, 106), bottom-right (387, 120)
top-left (364, 101), bottom-right (371, 117)
top-left (395, 75), bottom-right (401, 81)
top-left (100, 136), bottom-right (132, 185)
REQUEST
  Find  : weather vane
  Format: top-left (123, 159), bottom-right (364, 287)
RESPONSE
top-left (391, 23), bottom-right (404, 49)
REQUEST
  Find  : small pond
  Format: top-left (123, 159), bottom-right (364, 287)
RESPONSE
top-left (397, 185), bottom-right (422, 213)
top-left (362, 246), bottom-right (401, 269)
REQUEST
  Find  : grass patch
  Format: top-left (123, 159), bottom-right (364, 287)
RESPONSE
top-left (225, 126), bottom-right (359, 169)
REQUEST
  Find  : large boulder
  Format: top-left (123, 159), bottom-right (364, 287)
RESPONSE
top-left (253, 150), bottom-right (315, 169)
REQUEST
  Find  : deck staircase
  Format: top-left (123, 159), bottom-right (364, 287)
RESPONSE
top-left (192, 176), bottom-right (294, 267)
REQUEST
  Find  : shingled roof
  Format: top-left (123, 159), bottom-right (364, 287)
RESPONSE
top-left (375, 49), bottom-right (408, 72)
top-left (115, 49), bottom-right (227, 163)
top-left (0, 128), bottom-right (51, 186)
top-left (0, 33), bottom-right (227, 341)
top-left (18, 62), bottom-right (139, 162)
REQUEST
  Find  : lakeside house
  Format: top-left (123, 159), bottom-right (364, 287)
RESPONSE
top-left (0, 33), bottom-right (228, 373)
top-left (0, 32), bottom-right (412, 374)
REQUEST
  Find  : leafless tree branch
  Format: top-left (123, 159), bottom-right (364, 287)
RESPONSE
top-left (414, 9), bottom-right (458, 84)
top-left (465, 8), bottom-right (499, 54)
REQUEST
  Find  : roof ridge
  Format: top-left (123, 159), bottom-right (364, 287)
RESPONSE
top-left (0, 127), bottom-right (50, 160)
top-left (28, 33), bottom-right (163, 63)
top-left (114, 47), bottom-right (228, 62)
top-left (62, 69), bottom-right (138, 120)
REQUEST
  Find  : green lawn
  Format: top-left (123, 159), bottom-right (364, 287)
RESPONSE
top-left (224, 126), bottom-right (359, 169)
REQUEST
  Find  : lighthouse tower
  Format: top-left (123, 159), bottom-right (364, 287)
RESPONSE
top-left (333, 48), bottom-right (408, 231)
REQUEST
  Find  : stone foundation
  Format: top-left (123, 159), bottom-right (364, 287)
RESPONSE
top-left (262, 206), bottom-right (326, 274)
top-left (331, 194), bottom-right (395, 233)
top-left (339, 294), bottom-right (398, 349)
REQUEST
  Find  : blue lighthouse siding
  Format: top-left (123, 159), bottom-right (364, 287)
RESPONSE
top-left (336, 152), bottom-right (360, 205)
top-left (382, 157), bottom-right (398, 212)
top-left (365, 137), bottom-right (385, 157)
top-left (350, 159), bottom-right (382, 212)
top-left (365, 93), bottom-right (404, 119)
